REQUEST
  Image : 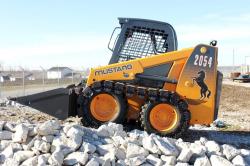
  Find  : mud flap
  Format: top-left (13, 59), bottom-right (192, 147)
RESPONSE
top-left (11, 88), bottom-right (77, 120)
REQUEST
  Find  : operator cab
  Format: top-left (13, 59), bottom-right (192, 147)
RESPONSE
top-left (108, 18), bottom-right (178, 64)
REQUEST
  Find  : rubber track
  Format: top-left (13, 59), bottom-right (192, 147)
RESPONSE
top-left (140, 100), bottom-right (190, 138)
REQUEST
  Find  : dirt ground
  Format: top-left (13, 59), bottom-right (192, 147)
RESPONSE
top-left (218, 84), bottom-right (250, 131)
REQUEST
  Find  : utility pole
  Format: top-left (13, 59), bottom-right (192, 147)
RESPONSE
top-left (57, 65), bottom-right (60, 86)
top-left (233, 49), bottom-right (235, 72)
top-left (245, 56), bottom-right (250, 66)
top-left (245, 56), bottom-right (250, 74)
top-left (0, 77), bottom-right (1, 98)
top-left (71, 68), bottom-right (74, 84)
top-left (19, 66), bottom-right (25, 96)
top-left (40, 66), bottom-right (45, 91)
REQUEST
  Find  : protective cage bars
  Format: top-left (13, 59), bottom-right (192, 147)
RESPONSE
top-left (118, 26), bottom-right (169, 62)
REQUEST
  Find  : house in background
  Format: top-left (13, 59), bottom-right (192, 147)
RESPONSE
top-left (0, 74), bottom-right (16, 82)
top-left (64, 72), bottom-right (82, 79)
top-left (12, 72), bottom-right (35, 81)
top-left (47, 67), bottom-right (73, 79)
top-left (25, 73), bottom-right (35, 81)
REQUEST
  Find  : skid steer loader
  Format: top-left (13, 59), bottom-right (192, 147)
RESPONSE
top-left (13, 18), bottom-right (223, 137)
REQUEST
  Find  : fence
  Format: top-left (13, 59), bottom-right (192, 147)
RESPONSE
top-left (0, 65), bottom-right (89, 98)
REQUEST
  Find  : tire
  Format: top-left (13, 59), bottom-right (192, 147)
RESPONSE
top-left (80, 91), bottom-right (127, 128)
top-left (141, 101), bottom-right (190, 138)
top-left (77, 94), bottom-right (90, 127)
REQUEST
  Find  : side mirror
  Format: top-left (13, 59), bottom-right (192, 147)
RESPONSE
top-left (108, 27), bottom-right (121, 52)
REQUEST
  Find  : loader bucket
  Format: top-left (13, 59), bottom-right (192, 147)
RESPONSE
top-left (10, 87), bottom-right (78, 120)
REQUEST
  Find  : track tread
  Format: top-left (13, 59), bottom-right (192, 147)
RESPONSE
top-left (79, 82), bottom-right (127, 128)
top-left (140, 93), bottom-right (190, 138)
top-left (78, 81), bottom-right (190, 137)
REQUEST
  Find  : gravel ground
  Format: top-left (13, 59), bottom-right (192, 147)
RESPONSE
top-left (0, 83), bottom-right (250, 150)
top-left (0, 120), bottom-right (250, 166)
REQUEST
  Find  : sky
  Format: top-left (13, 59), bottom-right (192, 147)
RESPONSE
top-left (0, 0), bottom-right (250, 70)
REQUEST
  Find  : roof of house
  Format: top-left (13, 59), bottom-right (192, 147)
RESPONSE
top-left (0, 75), bottom-right (10, 80)
top-left (48, 67), bottom-right (72, 72)
top-left (0, 73), bottom-right (12, 77)
top-left (0, 71), bottom-right (35, 79)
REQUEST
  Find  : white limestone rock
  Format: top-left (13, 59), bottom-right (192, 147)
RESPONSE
top-left (63, 123), bottom-right (79, 134)
top-left (194, 155), bottom-right (211, 166)
top-left (86, 158), bottom-right (99, 166)
top-left (177, 148), bottom-right (194, 163)
top-left (176, 141), bottom-right (191, 151)
top-left (12, 124), bottom-right (29, 143)
top-left (37, 153), bottom-right (51, 166)
top-left (103, 152), bottom-right (116, 165)
top-left (96, 125), bottom-right (110, 137)
top-left (38, 141), bottom-right (51, 153)
top-left (34, 139), bottom-right (42, 150)
top-left (102, 158), bottom-right (112, 166)
top-left (199, 137), bottom-right (208, 145)
top-left (112, 135), bottom-right (126, 146)
top-left (51, 132), bottom-right (82, 152)
top-left (153, 137), bottom-right (179, 156)
top-left (28, 126), bottom-right (38, 137)
top-left (96, 144), bottom-right (115, 156)
top-left (142, 134), bottom-right (159, 154)
top-left (205, 141), bottom-right (220, 153)
top-left (63, 152), bottom-right (88, 165)
top-left (210, 155), bottom-right (233, 166)
top-left (50, 134), bottom-right (68, 152)
top-left (11, 143), bottom-right (23, 152)
top-left (117, 159), bottom-right (126, 166)
top-left (23, 135), bottom-right (38, 150)
top-left (61, 146), bottom-right (75, 156)
top-left (66, 133), bottom-right (83, 150)
top-left (0, 131), bottom-right (13, 140)
top-left (80, 142), bottom-right (96, 154)
top-left (2, 158), bottom-right (19, 166)
top-left (161, 155), bottom-right (176, 165)
top-left (42, 135), bottom-right (54, 143)
top-left (0, 140), bottom-right (11, 151)
top-left (190, 143), bottom-right (207, 156)
top-left (108, 122), bottom-right (126, 137)
top-left (66, 125), bottom-right (84, 138)
top-left (21, 156), bottom-right (38, 166)
top-left (232, 155), bottom-right (247, 166)
top-left (13, 150), bottom-right (35, 163)
top-left (3, 122), bottom-right (16, 132)
top-left (48, 150), bottom-right (64, 166)
top-left (146, 154), bottom-right (163, 166)
top-left (0, 145), bottom-right (14, 163)
top-left (128, 129), bottom-right (148, 146)
top-left (126, 143), bottom-right (149, 158)
top-left (222, 144), bottom-right (240, 160)
top-left (116, 147), bottom-right (126, 160)
top-left (0, 121), bottom-right (5, 131)
top-left (125, 155), bottom-right (146, 166)
top-left (175, 162), bottom-right (190, 166)
top-left (240, 149), bottom-right (250, 157)
top-left (37, 120), bottom-right (61, 136)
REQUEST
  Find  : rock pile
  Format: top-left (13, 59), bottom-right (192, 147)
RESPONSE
top-left (0, 120), bottom-right (249, 166)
